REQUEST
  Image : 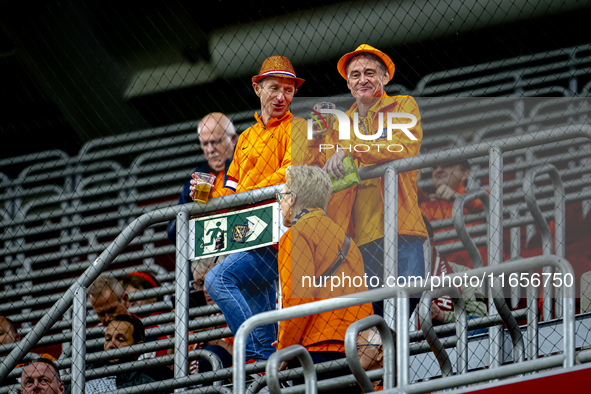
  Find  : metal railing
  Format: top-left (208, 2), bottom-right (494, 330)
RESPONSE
top-left (233, 255), bottom-right (575, 394)
top-left (1, 124), bottom-right (590, 388)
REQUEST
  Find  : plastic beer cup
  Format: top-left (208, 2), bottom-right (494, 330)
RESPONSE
top-left (193, 172), bottom-right (216, 203)
top-left (311, 102), bottom-right (336, 140)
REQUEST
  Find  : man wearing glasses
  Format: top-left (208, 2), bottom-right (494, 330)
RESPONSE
top-left (167, 112), bottom-right (237, 243)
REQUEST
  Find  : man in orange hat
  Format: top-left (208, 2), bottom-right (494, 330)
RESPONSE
top-left (205, 56), bottom-right (305, 362)
top-left (323, 44), bottom-right (428, 315)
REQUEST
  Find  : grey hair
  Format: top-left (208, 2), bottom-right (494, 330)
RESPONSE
top-left (191, 257), bottom-right (221, 274)
top-left (87, 274), bottom-right (125, 299)
top-left (345, 52), bottom-right (388, 78)
top-left (197, 113), bottom-right (236, 137)
top-left (285, 165), bottom-right (332, 211)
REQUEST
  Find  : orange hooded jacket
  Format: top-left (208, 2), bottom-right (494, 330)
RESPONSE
top-left (277, 209), bottom-right (373, 353)
top-left (292, 94), bottom-right (428, 244)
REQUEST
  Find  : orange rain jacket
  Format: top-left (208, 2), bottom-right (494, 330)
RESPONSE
top-left (298, 94), bottom-right (428, 246)
top-left (224, 110), bottom-right (305, 194)
top-left (277, 209), bottom-right (373, 353)
top-left (344, 94), bottom-right (427, 245)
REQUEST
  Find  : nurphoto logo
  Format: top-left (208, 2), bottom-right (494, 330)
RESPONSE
top-left (306, 107), bottom-right (417, 153)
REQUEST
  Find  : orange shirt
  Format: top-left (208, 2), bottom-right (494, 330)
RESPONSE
top-left (419, 184), bottom-right (511, 268)
top-left (225, 111), bottom-right (305, 194)
top-left (420, 184), bottom-right (484, 222)
top-left (277, 209), bottom-right (373, 353)
top-left (210, 171), bottom-right (233, 198)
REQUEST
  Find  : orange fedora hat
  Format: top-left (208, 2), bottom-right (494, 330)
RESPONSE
top-left (252, 56), bottom-right (305, 88)
top-left (337, 44), bottom-right (395, 82)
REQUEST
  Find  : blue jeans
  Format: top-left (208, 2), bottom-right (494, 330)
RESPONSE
top-left (204, 246), bottom-right (278, 361)
top-left (359, 236), bottom-right (425, 316)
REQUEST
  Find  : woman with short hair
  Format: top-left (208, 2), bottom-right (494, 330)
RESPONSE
top-left (276, 165), bottom-right (373, 394)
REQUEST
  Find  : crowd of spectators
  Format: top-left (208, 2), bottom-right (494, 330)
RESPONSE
top-left (5, 41), bottom-right (591, 394)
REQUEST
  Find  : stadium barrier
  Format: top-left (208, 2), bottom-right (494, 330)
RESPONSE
top-left (2, 124), bottom-right (589, 391)
top-left (230, 255), bottom-right (574, 393)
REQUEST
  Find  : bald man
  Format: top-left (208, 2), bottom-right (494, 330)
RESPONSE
top-left (167, 112), bottom-right (237, 243)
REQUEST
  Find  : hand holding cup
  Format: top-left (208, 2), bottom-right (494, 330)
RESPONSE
top-left (189, 172), bottom-right (216, 203)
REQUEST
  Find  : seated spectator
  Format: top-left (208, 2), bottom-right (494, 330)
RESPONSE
top-left (167, 112), bottom-right (237, 243)
top-left (120, 271), bottom-right (162, 310)
top-left (1, 315), bottom-right (21, 345)
top-left (80, 315), bottom-right (172, 393)
top-left (88, 275), bottom-right (135, 326)
top-left (275, 165), bottom-right (373, 394)
top-left (420, 160), bottom-right (498, 268)
top-left (188, 258), bottom-right (233, 375)
top-left (424, 219), bottom-right (488, 337)
top-left (1, 315), bottom-right (56, 364)
top-left (21, 358), bottom-right (64, 394)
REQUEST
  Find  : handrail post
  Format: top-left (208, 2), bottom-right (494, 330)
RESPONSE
top-left (507, 206), bottom-right (522, 309)
top-left (266, 345), bottom-right (317, 394)
top-left (523, 164), bottom-right (566, 320)
top-left (418, 286), bottom-right (467, 377)
top-left (71, 285), bottom-right (87, 394)
top-left (396, 290), bottom-right (410, 391)
top-left (488, 145), bottom-right (504, 369)
top-left (175, 209), bottom-right (191, 381)
top-left (344, 315), bottom-right (395, 391)
top-left (491, 273), bottom-right (525, 364)
top-left (384, 166), bottom-right (399, 331)
top-left (452, 189), bottom-right (490, 270)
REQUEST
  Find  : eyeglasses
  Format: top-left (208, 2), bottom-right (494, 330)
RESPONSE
top-left (200, 137), bottom-right (225, 149)
top-left (276, 191), bottom-right (294, 204)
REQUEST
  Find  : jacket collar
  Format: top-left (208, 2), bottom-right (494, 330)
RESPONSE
top-left (346, 91), bottom-right (390, 117)
top-left (291, 207), bottom-right (324, 226)
top-left (254, 110), bottom-right (292, 129)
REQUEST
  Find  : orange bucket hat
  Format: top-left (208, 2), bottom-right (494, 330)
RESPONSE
top-left (252, 56), bottom-right (305, 88)
top-left (337, 44), bottom-right (395, 82)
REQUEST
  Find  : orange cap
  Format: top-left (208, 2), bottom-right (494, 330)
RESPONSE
top-left (252, 56), bottom-right (305, 88)
top-left (337, 44), bottom-right (395, 82)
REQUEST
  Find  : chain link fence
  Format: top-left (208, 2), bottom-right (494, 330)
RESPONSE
top-left (2, 0), bottom-right (591, 393)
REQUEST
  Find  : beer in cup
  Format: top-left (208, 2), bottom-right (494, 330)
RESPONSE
top-left (192, 172), bottom-right (216, 204)
top-left (311, 101), bottom-right (336, 140)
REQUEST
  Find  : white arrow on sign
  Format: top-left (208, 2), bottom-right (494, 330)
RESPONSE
top-left (245, 215), bottom-right (268, 242)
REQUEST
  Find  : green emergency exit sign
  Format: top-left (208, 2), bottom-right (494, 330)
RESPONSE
top-left (189, 202), bottom-right (285, 260)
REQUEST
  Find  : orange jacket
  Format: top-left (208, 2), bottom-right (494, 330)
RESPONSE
top-left (225, 111), bottom-right (305, 194)
top-left (277, 209), bottom-right (373, 353)
top-left (344, 94), bottom-right (427, 244)
top-left (211, 171), bottom-right (233, 198)
top-left (294, 95), bottom-right (428, 244)
top-left (420, 185), bottom-right (512, 268)
top-left (291, 119), bottom-right (357, 236)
